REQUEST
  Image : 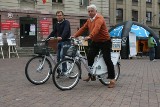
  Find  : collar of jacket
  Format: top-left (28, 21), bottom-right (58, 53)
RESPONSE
top-left (58, 19), bottom-right (64, 24)
top-left (90, 14), bottom-right (97, 22)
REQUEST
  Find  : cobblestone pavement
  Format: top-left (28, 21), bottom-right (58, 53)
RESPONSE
top-left (1, 57), bottom-right (160, 107)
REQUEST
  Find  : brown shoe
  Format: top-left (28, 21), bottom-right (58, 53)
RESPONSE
top-left (108, 79), bottom-right (116, 88)
top-left (83, 76), bottom-right (91, 82)
top-left (91, 76), bottom-right (96, 81)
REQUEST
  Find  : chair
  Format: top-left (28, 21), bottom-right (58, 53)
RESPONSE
top-left (78, 36), bottom-right (88, 56)
top-left (78, 45), bottom-right (86, 56)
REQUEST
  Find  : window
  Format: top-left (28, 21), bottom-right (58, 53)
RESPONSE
top-left (80, 0), bottom-right (89, 6)
top-left (0, 15), bottom-right (1, 32)
top-left (80, 19), bottom-right (89, 36)
top-left (132, 10), bottom-right (138, 21)
top-left (52, 0), bottom-right (63, 3)
top-left (20, 0), bottom-right (36, 9)
top-left (132, 0), bottom-right (138, 2)
top-left (146, 12), bottom-right (152, 22)
top-left (116, 9), bottom-right (123, 20)
top-left (159, 12), bottom-right (160, 24)
top-left (146, 0), bottom-right (152, 3)
top-left (20, 0), bottom-right (36, 3)
top-left (116, 0), bottom-right (123, 4)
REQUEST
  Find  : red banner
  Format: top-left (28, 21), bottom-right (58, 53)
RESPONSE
top-left (40, 20), bottom-right (51, 25)
top-left (41, 32), bottom-right (49, 35)
top-left (1, 23), bottom-right (11, 30)
top-left (1, 20), bottom-right (19, 30)
top-left (12, 23), bottom-right (19, 28)
top-left (42, 0), bottom-right (47, 4)
top-left (40, 20), bottom-right (51, 35)
top-left (6, 20), bottom-right (15, 24)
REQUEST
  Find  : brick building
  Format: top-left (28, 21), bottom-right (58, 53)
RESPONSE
top-left (0, 0), bottom-right (109, 47)
top-left (109, 0), bottom-right (160, 36)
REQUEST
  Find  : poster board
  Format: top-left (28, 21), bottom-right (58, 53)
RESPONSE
top-left (7, 38), bottom-right (16, 46)
top-left (112, 38), bottom-right (121, 50)
top-left (6, 32), bottom-right (16, 46)
top-left (0, 33), bottom-right (3, 46)
top-left (129, 32), bottom-right (137, 57)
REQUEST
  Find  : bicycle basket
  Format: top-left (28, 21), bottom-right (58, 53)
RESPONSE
top-left (34, 41), bottom-right (49, 55)
top-left (65, 46), bottom-right (77, 57)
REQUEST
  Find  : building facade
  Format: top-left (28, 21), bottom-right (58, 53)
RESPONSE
top-left (0, 0), bottom-right (109, 47)
top-left (109, 0), bottom-right (160, 36)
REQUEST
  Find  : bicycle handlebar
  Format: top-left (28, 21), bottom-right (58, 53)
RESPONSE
top-left (69, 37), bottom-right (84, 46)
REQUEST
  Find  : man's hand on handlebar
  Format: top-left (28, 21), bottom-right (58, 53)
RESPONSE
top-left (84, 36), bottom-right (91, 41)
top-left (57, 37), bottom-right (62, 41)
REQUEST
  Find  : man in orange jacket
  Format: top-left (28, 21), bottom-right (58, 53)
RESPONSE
top-left (72, 4), bottom-right (115, 88)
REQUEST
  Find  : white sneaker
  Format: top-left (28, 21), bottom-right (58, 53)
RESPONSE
top-left (152, 59), bottom-right (156, 62)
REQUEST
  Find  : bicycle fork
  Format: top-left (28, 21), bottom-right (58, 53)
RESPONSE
top-left (37, 56), bottom-right (47, 72)
top-left (64, 59), bottom-right (76, 76)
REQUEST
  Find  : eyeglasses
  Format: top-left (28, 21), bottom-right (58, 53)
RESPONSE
top-left (56, 15), bottom-right (63, 16)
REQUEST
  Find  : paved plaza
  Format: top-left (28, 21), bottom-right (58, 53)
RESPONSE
top-left (1, 57), bottom-right (160, 107)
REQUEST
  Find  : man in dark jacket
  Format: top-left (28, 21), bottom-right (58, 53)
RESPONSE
top-left (48, 11), bottom-right (71, 62)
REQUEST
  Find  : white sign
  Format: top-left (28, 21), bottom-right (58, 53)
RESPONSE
top-left (8, 12), bottom-right (13, 18)
top-left (129, 32), bottom-right (137, 57)
top-left (30, 24), bottom-right (35, 32)
top-left (7, 38), bottom-right (16, 46)
top-left (112, 39), bottom-right (121, 50)
top-left (0, 39), bottom-right (3, 46)
top-left (0, 33), bottom-right (3, 46)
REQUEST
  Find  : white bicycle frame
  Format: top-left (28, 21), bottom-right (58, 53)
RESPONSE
top-left (65, 38), bottom-right (120, 76)
top-left (76, 50), bottom-right (120, 76)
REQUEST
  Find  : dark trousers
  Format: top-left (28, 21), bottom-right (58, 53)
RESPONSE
top-left (149, 47), bottom-right (155, 61)
top-left (87, 41), bottom-right (115, 79)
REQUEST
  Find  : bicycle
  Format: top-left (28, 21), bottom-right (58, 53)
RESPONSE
top-left (52, 38), bottom-right (120, 91)
top-left (25, 37), bottom-right (57, 85)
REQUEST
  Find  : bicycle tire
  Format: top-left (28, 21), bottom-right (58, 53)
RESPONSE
top-left (52, 58), bottom-right (81, 91)
top-left (25, 56), bottom-right (52, 85)
top-left (99, 62), bottom-right (120, 85)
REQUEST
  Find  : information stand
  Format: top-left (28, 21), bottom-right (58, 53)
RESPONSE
top-left (112, 38), bottom-right (122, 59)
top-left (6, 32), bottom-right (19, 58)
top-left (129, 32), bottom-right (137, 58)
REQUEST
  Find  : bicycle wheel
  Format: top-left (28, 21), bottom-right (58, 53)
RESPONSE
top-left (25, 56), bottom-right (52, 85)
top-left (99, 62), bottom-right (120, 85)
top-left (52, 58), bottom-right (81, 91)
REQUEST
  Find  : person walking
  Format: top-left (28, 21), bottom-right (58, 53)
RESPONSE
top-left (72, 4), bottom-right (115, 88)
top-left (148, 34), bottom-right (156, 61)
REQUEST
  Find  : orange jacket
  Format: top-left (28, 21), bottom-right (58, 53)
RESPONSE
top-left (74, 14), bottom-right (110, 42)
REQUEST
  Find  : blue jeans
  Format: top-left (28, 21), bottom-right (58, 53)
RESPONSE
top-left (149, 47), bottom-right (155, 61)
top-left (57, 42), bottom-right (64, 62)
top-left (57, 41), bottom-right (71, 72)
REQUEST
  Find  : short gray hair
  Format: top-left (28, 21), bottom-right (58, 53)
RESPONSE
top-left (87, 4), bottom-right (97, 10)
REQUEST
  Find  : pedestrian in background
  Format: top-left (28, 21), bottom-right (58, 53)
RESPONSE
top-left (148, 34), bottom-right (156, 61)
